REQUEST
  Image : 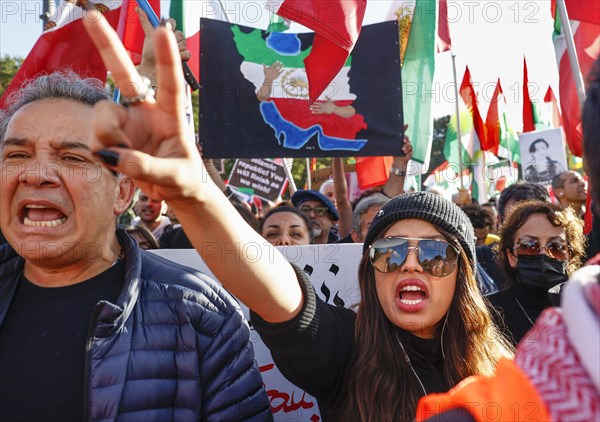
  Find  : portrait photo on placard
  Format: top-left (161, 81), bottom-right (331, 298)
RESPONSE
top-left (519, 128), bottom-right (567, 186)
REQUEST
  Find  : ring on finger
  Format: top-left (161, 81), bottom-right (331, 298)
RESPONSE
top-left (121, 77), bottom-right (155, 106)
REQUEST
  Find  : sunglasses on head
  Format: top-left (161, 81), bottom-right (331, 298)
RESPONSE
top-left (369, 237), bottom-right (459, 277)
top-left (299, 205), bottom-right (329, 217)
top-left (513, 238), bottom-right (569, 261)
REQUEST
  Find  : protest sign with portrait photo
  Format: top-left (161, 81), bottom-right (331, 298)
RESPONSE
top-left (519, 128), bottom-right (567, 186)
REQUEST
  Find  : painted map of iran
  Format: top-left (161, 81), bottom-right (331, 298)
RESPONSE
top-left (232, 26), bottom-right (368, 152)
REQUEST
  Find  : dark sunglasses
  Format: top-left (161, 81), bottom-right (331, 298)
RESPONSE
top-left (513, 238), bottom-right (569, 261)
top-left (299, 205), bottom-right (329, 217)
top-left (369, 237), bottom-right (459, 277)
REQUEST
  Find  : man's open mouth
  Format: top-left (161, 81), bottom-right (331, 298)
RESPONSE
top-left (22, 204), bottom-right (68, 227)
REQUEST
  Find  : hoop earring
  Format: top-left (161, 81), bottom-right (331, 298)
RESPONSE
top-left (440, 312), bottom-right (449, 360)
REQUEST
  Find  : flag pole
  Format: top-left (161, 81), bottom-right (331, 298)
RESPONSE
top-left (283, 158), bottom-right (297, 195)
top-left (305, 158), bottom-right (312, 190)
top-left (556, 0), bottom-right (587, 107)
top-left (451, 51), bottom-right (464, 190)
top-left (41, 0), bottom-right (56, 30)
top-left (216, 0), bottom-right (230, 22)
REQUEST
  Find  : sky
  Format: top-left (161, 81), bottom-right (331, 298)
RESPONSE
top-left (1, 0), bottom-right (559, 128)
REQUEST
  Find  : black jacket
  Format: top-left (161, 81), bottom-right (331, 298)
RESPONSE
top-left (251, 266), bottom-right (448, 420)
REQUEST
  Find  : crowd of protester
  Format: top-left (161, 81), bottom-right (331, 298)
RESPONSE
top-left (0, 7), bottom-right (598, 422)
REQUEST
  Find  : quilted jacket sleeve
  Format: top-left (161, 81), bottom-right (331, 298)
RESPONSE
top-left (200, 302), bottom-right (273, 421)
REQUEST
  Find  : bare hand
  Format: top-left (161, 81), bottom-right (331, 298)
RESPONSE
top-left (393, 124), bottom-right (412, 165)
top-left (137, 7), bottom-right (190, 81)
top-left (310, 99), bottom-right (336, 115)
top-left (83, 8), bottom-right (205, 205)
top-left (263, 61), bottom-right (283, 82)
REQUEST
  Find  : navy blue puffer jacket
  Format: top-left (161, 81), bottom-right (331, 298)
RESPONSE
top-left (0, 230), bottom-right (272, 421)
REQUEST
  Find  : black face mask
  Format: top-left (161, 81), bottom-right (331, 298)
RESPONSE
top-left (515, 254), bottom-right (569, 294)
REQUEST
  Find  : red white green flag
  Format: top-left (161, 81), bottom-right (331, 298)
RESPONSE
top-left (487, 79), bottom-right (520, 164)
top-left (551, 3), bottom-right (600, 156)
top-left (1, 0), bottom-right (158, 109)
top-left (522, 58), bottom-right (542, 133)
top-left (168, 0), bottom-right (228, 81)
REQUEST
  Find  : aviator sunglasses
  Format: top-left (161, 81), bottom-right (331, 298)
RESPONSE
top-left (513, 237), bottom-right (569, 261)
top-left (369, 237), bottom-right (459, 277)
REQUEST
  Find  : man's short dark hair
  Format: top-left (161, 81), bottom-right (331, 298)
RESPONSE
top-left (551, 171), bottom-right (569, 191)
top-left (484, 197), bottom-right (497, 207)
top-left (497, 182), bottom-right (550, 222)
top-left (529, 138), bottom-right (549, 153)
top-left (461, 204), bottom-right (492, 229)
top-left (583, 57), bottom-right (600, 204)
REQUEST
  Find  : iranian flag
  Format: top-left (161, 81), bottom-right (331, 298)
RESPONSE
top-left (485, 79), bottom-right (503, 155)
top-left (471, 150), bottom-right (499, 205)
top-left (552, 0), bottom-right (600, 25)
top-left (269, 0), bottom-right (367, 103)
top-left (1, 0), bottom-right (158, 108)
top-left (442, 108), bottom-right (493, 203)
top-left (456, 68), bottom-right (501, 203)
top-left (487, 79), bottom-right (520, 164)
top-left (423, 161), bottom-right (455, 195)
top-left (522, 58), bottom-right (544, 133)
top-left (544, 86), bottom-right (563, 129)
top-left (551, 1), bottom-right (600, 157)
top-left (168, 0), bottom-right (230, 82)
top-left (486, 159), bottom-right (519, 198)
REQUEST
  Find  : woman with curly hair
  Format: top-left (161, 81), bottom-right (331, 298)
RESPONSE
top-left (488, 201), bottom-right (586, 345)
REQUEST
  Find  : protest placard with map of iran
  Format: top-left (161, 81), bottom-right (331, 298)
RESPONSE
top-left (200, 18), bottom-right (404, 158)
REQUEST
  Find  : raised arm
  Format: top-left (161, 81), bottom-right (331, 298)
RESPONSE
top-left (256, 62), bottom-right (283, 102)
top-left (382, 126), bottom-right (413, 198)
top-left (83, 9), bottom-right (302, 323)
top-left (332, 158), bottom-right (353, 238)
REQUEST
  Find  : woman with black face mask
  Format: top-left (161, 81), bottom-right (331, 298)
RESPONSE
top-left (487, 201), bottom-right (586, 345)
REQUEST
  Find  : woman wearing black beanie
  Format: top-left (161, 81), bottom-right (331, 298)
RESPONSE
top-left (251, 191), bottom-right (513, 421)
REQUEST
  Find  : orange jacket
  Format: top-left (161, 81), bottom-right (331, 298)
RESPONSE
top-left (416, 358), bottom-right (552, 422)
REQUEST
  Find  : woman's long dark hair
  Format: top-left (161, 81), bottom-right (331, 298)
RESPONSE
top-left (338, 226), bottom-right (513, 421)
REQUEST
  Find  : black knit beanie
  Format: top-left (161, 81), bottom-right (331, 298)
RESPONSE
top-left (362, 192), bottom-right (476, 269)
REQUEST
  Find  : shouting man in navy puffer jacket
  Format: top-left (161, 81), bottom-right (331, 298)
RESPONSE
top-left (0, 72), bottom-right (272, 421)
